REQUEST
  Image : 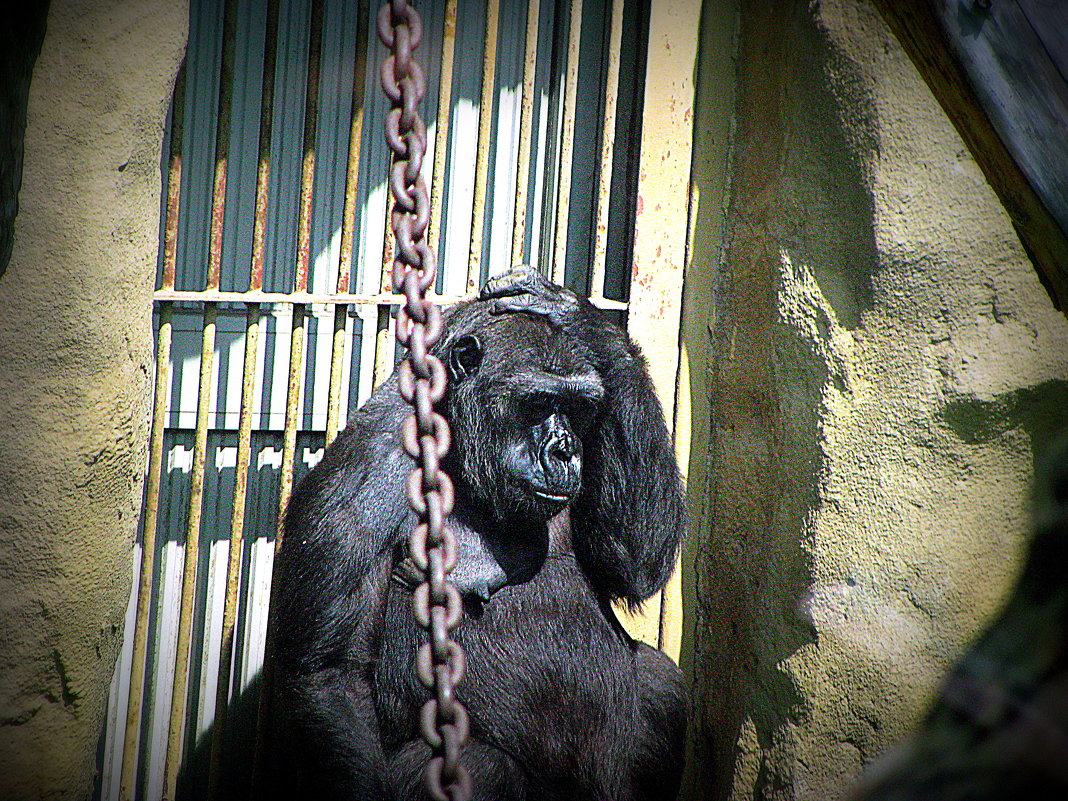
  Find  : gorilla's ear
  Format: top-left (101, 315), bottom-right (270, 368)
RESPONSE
top-left (448, 334), bottom-right (483, 382)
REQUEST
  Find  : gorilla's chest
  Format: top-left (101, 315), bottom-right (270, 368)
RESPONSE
top-left (372, 556), bottom-right (643, 760)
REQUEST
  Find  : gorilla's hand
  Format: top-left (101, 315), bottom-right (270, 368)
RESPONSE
top-left (479, 268), bottom-right (579, 326)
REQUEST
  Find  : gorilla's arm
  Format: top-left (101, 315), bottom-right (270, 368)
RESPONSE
top-left (268, 668), bottom-right (390, 799)
top-left (266, 390), bottom-right (413, 798)
top-left (481, 271), bottom-right (685, 606)
top-left (272, 385), bottom-right (411, 673)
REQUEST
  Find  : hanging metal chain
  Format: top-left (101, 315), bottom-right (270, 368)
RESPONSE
top-left (378, 3), bottom-right (472, 800)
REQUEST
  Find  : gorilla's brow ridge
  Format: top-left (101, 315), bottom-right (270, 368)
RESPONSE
top-left (493, 369), bottom-right (604, 400)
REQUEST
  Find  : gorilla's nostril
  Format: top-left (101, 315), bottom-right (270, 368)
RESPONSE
top-left (546, 431), bottom-right (579, 465)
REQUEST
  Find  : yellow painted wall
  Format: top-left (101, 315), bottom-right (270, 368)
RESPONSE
top-left (620, 0), bottom-right (704, 656)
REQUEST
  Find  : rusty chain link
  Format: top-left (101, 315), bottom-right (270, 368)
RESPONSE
top-left (378, 2), bottom-right (472, 800)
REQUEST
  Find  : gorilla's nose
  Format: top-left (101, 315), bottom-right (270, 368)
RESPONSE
top-left (547, 435), bottom-right (574, 462)
top-left (542, 430), bottom-right (581, 486)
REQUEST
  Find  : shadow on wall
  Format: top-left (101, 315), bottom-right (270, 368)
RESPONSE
top-left (681, 1), bottom-right (880, 798)
top-left (943, 380), bottom-right (1068, 473)
top-left (852, 432), bottom-right (1068, 801)
top-left (778, 3), bottom-right (878, 332)
top-left (0, 4), bottom-right (49, 277)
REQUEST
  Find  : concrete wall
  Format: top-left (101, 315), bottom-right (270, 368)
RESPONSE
top-left (681, 1), bottom-right (1068, 799)
top-left (0, 2), bottom-right (186, 798)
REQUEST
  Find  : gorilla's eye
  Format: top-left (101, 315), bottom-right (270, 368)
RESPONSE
top-left (562, 397), bottom-right (597, 434)
top-left (519, 393), bottom-right (597, 433)
top-left (522, 392), bottom-right (555, 425)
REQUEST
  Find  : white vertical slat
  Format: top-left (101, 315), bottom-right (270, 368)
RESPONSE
top-left (195, 538), bottom-right (229, 737)
top-left (442, 97), bottom-right (481, 291)
top-left (486, 82), bottom-right (522, 276)
top-left (216, 318), bottom-right (252, 429)
top-left (100, 545), bottom-right (141, 801)
top-left (527, 87), bottom-right (552, 275)
top-left (144, 539), bottom-right (184, 801)
top-left (240, 538), bottom-right (275, 690)
top-left (307, 305), bottom-right (337, 429)
top-left (355, 306), bottom-right (379, 408)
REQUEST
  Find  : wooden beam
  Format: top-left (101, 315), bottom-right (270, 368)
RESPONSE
top-left (871, 0), bottom-right (1068, 313)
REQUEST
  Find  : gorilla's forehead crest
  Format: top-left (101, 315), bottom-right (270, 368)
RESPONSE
top-left (489, 325), bottom-right (591, 367)
top-left (444, 300), bottom-right (593, 373)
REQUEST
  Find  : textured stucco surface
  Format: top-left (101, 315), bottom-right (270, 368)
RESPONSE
top-left (0, 1), bottom-right (186, 798)
top-left (682, 1), bottom-right (1068, 799)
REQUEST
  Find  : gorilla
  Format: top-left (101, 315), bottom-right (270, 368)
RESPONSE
top-left (265, 270), bottom-right (687, 800)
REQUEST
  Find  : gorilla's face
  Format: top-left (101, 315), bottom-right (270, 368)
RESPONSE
top-left (500, 373), bottom-right (600, 516)
top-left (443, 314), bottom-right (603, 524)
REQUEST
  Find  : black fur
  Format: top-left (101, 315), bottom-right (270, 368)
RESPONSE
top-left (266, 272), bottom-right (687, 800)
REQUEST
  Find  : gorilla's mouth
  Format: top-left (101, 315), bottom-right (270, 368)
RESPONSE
top-left (531, 487), bottom-right (570, 504)
top-left (520, 477), bottom-right (576, 509)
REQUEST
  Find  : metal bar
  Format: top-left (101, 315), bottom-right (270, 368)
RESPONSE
top-left (277, 306), bottom-right (307, 541)
top-left (118, 306), bottom-right (173, 801)
top-left (590, 0), bottom-right (624, 302)
top-left (427, 0), bottom-right (458, 262)
top-left (374, 143), bottom-right (397, 391)
top-left (250, 302), bottom-right (307, 789)
top-left (551, 0), bottom-right (583, 286)
top-left (372, 244), bottom-right (396, 389)
top-left (466, 0), bottom-right (500, 290)
top-left (335, 0), bottom-right (368, 298)
top-left (119, 56), bottom-right (187, 800)
top-left (207, 1), bottom-right (238, 291)
top-left (372, 228), bottom-right (396, 384)
top-left (151, 288), bottom-right (630, 311)
top-left (295, 0), bottom-right (325, 294)
top-left (241, 6), bottom-right (280, 788)
top-left (252, 4), bottom-right (323, 779)
top-left (162, 303), bottom-right (218, 801)
top-left (160, 67), bottom-right (187, 293)
top-left (162, 4), bottom-right (239, 790)
top-left (377, 0), bottom-right (397, 300)
top-left (250, 0), bottom-right (281, 292)
top-left (510, 0), bottom-right (541, 269)
top-left (371, 305), bottom-right (394, 389)
top-left (206, 304), bottom-right (261, 800)
top-left (380, 203), bottom-right (396, 293)
top-left (325, 0), bottom-right (370, 445)
top-left (154, 289), bottom-right (431, 304)
top-left (325, 308), bottom-right (348, 444)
